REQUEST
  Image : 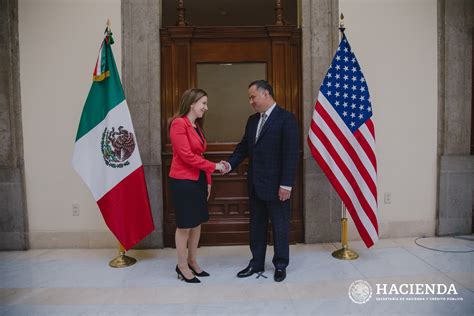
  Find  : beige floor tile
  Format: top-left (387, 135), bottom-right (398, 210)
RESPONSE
top-left (1, 237), bottom-right (473, 315)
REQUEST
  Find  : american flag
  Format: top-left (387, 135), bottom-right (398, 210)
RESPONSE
top-left (307, 33), bottom-right (378, 248)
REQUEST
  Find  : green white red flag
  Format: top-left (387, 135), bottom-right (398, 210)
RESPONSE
top-left (72, 29), bottom-right (155, 250)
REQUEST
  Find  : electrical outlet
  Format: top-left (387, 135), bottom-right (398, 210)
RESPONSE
top-left (72, 203), bottom-right (80, 216)
top-left (384, 192), bottom-right (392, 204)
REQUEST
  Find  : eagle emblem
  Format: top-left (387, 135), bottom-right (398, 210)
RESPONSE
top-left (100, 126), bottom-right (135, 168)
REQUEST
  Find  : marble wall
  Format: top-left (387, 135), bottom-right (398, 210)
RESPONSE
top-left (0, 0), bottom-right (28, 250)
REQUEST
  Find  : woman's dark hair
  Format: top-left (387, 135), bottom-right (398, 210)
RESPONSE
top-left (168, 88), bottom-right (208, 129)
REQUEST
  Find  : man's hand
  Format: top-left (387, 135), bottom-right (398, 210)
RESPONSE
top-left (278, 187), bottom-right (291, 201)
top-left (219, 160), bottom-right (231, 174)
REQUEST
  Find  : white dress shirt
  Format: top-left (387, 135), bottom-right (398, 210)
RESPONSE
top-left (255, 103), bottom-right (276, 139)
top-left (256, 103), bottom-right (292, 192)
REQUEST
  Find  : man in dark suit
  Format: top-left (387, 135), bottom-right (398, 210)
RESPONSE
top-left (223, 80), bottom-right (299, 282)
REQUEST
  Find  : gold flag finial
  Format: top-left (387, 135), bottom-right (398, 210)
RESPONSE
top-left (339, 13), bottom-right (344, 28)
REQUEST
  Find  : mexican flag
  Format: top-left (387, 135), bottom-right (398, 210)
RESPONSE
top-left (72, 29), bottom-right (155, 250)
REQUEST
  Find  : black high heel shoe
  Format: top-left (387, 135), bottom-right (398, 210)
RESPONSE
top-left (176, 265), bottom-right (200, 283)
top-left (188, 264), bottom-right (210, 277)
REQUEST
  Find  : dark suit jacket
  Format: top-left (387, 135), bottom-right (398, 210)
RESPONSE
top-left (228, 105), bottom-right (299, 201)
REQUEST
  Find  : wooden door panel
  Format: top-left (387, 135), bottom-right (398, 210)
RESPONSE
top-left (161, 26), bottom-right (303, 247)
top-left (191, 41), bottom-right (270, 62)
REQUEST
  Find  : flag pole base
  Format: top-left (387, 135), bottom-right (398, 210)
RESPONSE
top-left (333, 206), bottom-right (359, 260)
top-left (332, 247), bottom-right (359, 260)
top-left (109, 252), bottom-right (137, 268)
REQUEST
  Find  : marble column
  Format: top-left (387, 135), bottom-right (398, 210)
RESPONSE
top-left (0, 0), bottom-right (28, 250)
top-left (437, 0), bottom-right (474, 235)
top-left (301, 0), bottom-right (340, 243)
top-left (122, 0), bottom-right (163, 248)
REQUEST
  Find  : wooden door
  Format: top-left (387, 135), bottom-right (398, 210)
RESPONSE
top-left (161, 26), bottom-right (303, 246)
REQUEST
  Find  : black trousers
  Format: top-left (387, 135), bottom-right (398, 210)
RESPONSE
top-left (248, 189), bottom-right (291, 270)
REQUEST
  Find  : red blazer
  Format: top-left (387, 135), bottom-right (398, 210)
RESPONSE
top-left (169, 116), bottom-right (215, 184)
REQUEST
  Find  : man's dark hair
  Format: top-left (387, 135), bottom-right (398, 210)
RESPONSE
top-left (248, 80), bottom-right (274, 98)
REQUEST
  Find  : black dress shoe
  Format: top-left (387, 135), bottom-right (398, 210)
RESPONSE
top-left (176, 265), bottom-right (200, 283)
top-left (237, 265), bottom-right (264, 278)
top-left (274, 269), bottom-right (286, 282)
top-left (188, 264), bottom-right (210, 277)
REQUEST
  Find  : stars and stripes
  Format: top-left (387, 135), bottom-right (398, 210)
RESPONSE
top-left (307, 33), bottom-right (378, 248)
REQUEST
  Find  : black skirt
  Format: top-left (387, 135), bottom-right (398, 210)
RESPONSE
top-left (169, 171), bottom-right (209, 228)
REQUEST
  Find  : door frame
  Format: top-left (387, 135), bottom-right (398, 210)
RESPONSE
top-left (160, 26), bottom-right (303, 247)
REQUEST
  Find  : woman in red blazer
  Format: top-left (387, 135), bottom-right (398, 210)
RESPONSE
top-left (169, 88), bottom-right (225, 283)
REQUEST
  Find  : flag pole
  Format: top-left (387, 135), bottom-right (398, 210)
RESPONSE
top-left (331, 13), bottom-right (359, 260)
top-left (109, 243), bottom-right (137, 268)
top-left (332, 203), bottom-right (359, 260)
top-left (101, 18), bottom-right (138, 269)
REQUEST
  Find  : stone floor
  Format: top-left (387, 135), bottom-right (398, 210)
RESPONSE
top-left (0, 236), bottom-right (473, 315)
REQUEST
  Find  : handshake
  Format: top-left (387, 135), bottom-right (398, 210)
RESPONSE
top-left (215, 161), bottom-right (231, 174)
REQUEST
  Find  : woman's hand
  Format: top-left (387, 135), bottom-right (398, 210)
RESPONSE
top-left (207, 184), bottom-right (211, 201)
top-left (214, 161), bottom-right (230, 174)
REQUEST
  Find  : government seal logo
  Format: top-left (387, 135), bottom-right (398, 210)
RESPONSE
top-left (101, 126), bottom-right (135, 168)
top-left (348, 280), bottom-right (372, 304)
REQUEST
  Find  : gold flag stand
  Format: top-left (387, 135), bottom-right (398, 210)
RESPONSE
top-left (109, 244), bottom-right (137, 268)
top-left (332, 203), bottom-right (359, 260)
